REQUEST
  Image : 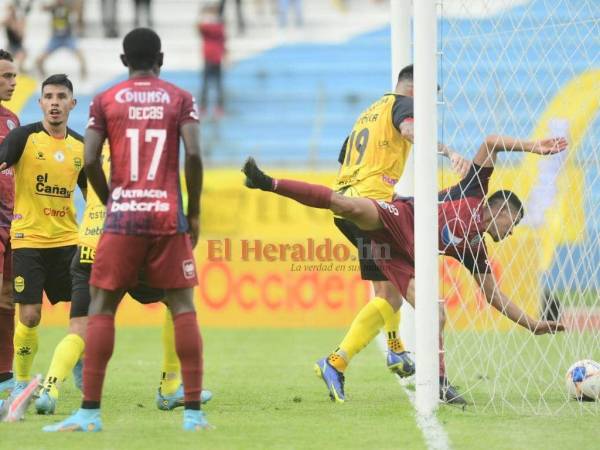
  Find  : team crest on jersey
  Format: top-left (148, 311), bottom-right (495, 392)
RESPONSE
top-left (6, 119), bottom-right (16, 130)
top-left (14, 276), bottom-right (25, 293)
top-left (35, 151), bottom-right (45, 160)
top-left (54, 151), bottom-right (65, 163)
top-left (182, 259), bottom-right (196, 279)
top-left (74, 157), bottom-right (82, 170)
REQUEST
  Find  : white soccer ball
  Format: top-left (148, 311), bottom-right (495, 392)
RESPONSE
top-left (565, 360), bottom-right (600, 401)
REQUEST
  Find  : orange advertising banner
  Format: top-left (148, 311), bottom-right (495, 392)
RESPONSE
top-left (39, 169), bottom-right (540, 329)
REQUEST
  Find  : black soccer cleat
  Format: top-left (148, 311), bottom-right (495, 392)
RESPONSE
top-left (242, 157), bottom-right (274, 191)
top-left (439, 377), bottom-right (467, 406)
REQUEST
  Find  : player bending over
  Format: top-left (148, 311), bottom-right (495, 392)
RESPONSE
top-left (44, 28), bottom-right (209, 432)
top-left (242, 134), bottom-right (566, 403)
top-left (35, 146), bottom-right (212, 416)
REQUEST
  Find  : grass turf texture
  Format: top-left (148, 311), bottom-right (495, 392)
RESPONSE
top-left (0, 328), bottom-right (597, 450)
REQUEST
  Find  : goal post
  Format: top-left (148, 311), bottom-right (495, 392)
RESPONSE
top-left (413, 0), bottom-right (440, 416)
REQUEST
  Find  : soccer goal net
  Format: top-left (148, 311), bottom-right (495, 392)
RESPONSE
top-left (437, 0), bottom-right (599, 414)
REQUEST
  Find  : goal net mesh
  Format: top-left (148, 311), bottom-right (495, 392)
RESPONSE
top-left (437, 0), bottom-right (599, 414)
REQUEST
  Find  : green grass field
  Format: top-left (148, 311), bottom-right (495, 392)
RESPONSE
top-left (1, 327), bottom-right (598, 450)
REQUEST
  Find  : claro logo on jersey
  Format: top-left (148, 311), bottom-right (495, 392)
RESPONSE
top-left (115, 88), bottom-right (171, 104)
top-left (110, 187), bottom-right (170, 212)
top-left (35, 173), bottom-right (71, 198)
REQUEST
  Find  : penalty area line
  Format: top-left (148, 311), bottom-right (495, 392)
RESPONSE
top-left (376, 335), bottom-right (451, 450)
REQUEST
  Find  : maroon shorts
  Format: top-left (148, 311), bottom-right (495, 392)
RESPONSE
top-left (0, 227), bottom-right (11, 281)
top-left (90, 233), bottom-right (198, 291)
top-left (367, 199), bottom-right (416, 297)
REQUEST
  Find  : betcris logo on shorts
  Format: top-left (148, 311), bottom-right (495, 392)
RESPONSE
top-left (110, 187), bottom-right (170, 213)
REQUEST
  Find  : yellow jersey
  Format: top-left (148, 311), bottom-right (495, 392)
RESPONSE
top-left (333, 94), bottom-right (413, 201)
top-left (78, 146), bottom-right (110, 251)
top-left (0, 122), bottom-right (86, 249)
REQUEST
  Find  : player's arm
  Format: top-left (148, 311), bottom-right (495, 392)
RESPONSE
top-left (181, 122), bottom-right (203, 248)
top-left (0, 126), bottom-right (29, 171)
top-left (84, 128), bottom-right (108, 204)
top-left (77, 170), bottom-right (87, 201)
top-left (474, 135), bottom-right (568, 168)
top-left (392, 97), bottom-right (471, 177)
top-left (475, 272), bottom-right (564, 335)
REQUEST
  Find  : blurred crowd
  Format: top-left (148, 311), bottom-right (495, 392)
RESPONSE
top-left (2, 0), bottom-right (385, 116)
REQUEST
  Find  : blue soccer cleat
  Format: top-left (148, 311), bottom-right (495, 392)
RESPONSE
top-left (387, 350), bottom-right (416, 378)
top-left (72, 359), bottom-right (83, 391)
top-left (314, 357), bottom-right (346, 403)
top-left (156, 385), bottom-right (213, 411)
top-left (42, 408), bottom-right (103, 432)
top-left (182, 409), bottom-right (211, 431)
top-left (0, 376), bottom-right (14, 395)
top-left (34, 389), bottom-right (56, 415)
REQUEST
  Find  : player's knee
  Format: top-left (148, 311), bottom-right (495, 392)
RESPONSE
top-left (19, 307), bottom-right (41, 327)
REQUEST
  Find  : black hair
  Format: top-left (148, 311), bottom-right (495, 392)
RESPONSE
top-left (123, 28), bottom-right (162, 71)
top-left (41, 74), bottom-right (73, 94)
top-left (397, 64), bottom-right (413, 83)
top-left (0, 49), bottom-right (13, 62)
top-left (488, 190), bottom-right (524, 220)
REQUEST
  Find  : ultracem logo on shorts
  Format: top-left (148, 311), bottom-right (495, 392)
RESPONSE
top-left (182, 259), bottom-right (196, 279)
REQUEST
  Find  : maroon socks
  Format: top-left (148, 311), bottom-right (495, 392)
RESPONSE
top-left (0, 307), bottom-right (14, 377)
top-left (173, 311), bottom-right (203, 409)
top-left (273, 179), bottom-right (333, 209)
top-left (82, 314), bottom-right (115, 409)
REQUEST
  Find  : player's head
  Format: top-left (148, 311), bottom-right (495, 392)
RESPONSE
top-left (121, 28), bottom-right (163, 74)
top-left (395, 64), bottom-right (413, 96)
top-left (39, 74), bottom-right (77, 128)
top-left (485, 190), bottom-right (524, 242)
top-left (0, 49), bottom-right (17, 103)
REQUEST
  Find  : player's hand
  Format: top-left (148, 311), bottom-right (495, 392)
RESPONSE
top-left (532, 320), bottom-right (565, 335)
top-left (449, 151), bottom-right (472, 179)
top-left (187, 215), bottom-right (200, 248)
top-left (529, 137), bottom-right (568, 155)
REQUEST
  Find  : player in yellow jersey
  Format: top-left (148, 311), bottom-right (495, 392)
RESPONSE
top-left (34, 146), bottom-right (212, 415)
top-left (0, 74), bottom-right (85, 399)
top-left (318, 65), bottom-right (471, 403)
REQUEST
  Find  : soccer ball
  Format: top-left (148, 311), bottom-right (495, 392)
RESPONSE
top-left (565, 360), bottom-right (600, 401)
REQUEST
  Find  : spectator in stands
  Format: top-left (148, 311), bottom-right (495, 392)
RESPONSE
top-left (134, 0), bottom-right (154, 28)
top-left (36, 0), bottom-right (87, 79)
top-left (278, 0), bottom-right (303, 28)
top-left (101, 0), bottom-right (118, 38)
top-left (219, 0), bottom-right (245, 35)
top-left (198, 2), bottom-right (226, 118)
top-left (2, 1), bottom-right (31, 72)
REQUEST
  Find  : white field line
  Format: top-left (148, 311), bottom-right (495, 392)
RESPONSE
top-left (376, 335), bottom-right (451, 450)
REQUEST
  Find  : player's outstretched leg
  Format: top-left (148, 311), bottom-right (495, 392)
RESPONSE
top-left (156, 308), bottom-right (213, 411)
top-left (242, 157), bottom-right (382, 231)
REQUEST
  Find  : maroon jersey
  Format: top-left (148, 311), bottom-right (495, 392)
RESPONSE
top-left (369, 164), bottom-right (493, 275)
top-left (88, 76), bottom-right (199, 236)
top-left (0, 106), bottom-right (20, 228)
top-left (437, 164), bottom-right (493, 273)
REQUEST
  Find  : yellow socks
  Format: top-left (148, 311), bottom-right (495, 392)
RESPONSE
top-left (13, 321), bottom-right (39, 382)
top-left (328, 297), bottom-right (395, 372)
top-left (160, 309), bottom-right (181, 396)
top-left (43, 333), bottom-right (85, 399)
top-left (384, 309), bottom-right (406, 353)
